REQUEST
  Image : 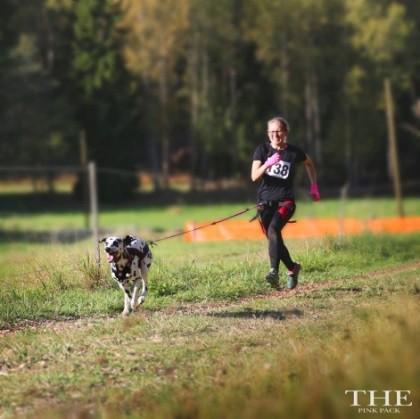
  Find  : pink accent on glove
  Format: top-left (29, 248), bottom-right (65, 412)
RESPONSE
top-left (310, 183), bottom-right (321, 201)
top-left (265, 153), bottom-right (280, 168)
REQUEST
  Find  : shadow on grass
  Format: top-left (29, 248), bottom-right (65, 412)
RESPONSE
top-left (207, 307), bottom-right (303, 320)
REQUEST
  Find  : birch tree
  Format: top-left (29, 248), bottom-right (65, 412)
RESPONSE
top-left (119, 0), bottom-right (190, 188)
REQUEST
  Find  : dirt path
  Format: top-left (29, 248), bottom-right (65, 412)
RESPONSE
top-left (166, 260), bottom-right (420, 315)
top-left (1, 260), bottom-right (419, 337)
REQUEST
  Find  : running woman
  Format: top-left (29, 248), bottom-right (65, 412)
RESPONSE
top-left (251, 116), bottom-right (320, 289)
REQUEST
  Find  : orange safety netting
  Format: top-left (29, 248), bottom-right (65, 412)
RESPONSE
top-left (184, 217), bottom-right (420, 242)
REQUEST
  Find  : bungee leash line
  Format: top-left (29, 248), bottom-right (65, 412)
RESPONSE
top-left (147, 205), bottom-right (258, 245)
top-left (97, 203), bottom-right (296, 267)
top-left (147, 203), bottom-right (297, 245)
top-left (95, 205), bottom-right (259, 269)
top-left (95, 203), bottom-right (297, 268)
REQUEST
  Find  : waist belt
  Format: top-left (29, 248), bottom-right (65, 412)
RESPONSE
top-left (249, 200), bottom-right (295, 222)
top-left (258, 200), bottom-right (295, 208)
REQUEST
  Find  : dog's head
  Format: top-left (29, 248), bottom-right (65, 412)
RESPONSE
top-left (100, 236), bottom-right (124, 263)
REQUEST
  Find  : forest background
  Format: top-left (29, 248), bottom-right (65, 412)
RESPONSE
top-left (1, 0), bottom-right (420, 200)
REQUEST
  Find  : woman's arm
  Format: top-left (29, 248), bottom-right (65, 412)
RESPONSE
top-left (251, 153), bottom-right (281, 182)
top-left (303, 154), bottom-right (317, 184)
top-left (303, 154), bottom-right (320, 201)
top-left (251, 160), bottom-right (268, 182)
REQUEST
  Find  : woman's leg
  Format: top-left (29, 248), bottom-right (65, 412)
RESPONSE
top-left (259, 206), bottom-right (278, 271)
top-left (265, 202), bottom-right (296, 271)
top-left (267, 213), bottom-right (291, 270)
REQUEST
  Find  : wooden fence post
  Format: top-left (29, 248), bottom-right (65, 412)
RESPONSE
top-left (384, 78), bottom-right (404, 217)
top-left (80, 130), bottom-right (89, 229)
top-left (88, 161), bottom-right (100, 263)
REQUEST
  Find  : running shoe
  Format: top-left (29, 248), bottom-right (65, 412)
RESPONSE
top-left (265, 268), bottom-right (280, 288)
top-left (287, 263), bottom-right (301, 289)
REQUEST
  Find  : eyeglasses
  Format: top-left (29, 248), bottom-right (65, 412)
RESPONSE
top-left (267, 131), bottom-right (286, 135)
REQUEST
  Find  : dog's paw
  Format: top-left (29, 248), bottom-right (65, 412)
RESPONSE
top-left (138, 296), bottom-right (146, 305)
top-left (122, 309), bottom-right (130, 316)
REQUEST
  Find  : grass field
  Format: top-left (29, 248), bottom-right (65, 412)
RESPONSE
top-left (0, 200), bottom-right (419, 418)
top-left (1, 197), bottom-right (420, 233)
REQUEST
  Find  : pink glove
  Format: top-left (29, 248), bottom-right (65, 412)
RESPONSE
top-left (310, 183), bottom-right (321, 201)
top-left (265, 153), bottom-right (280, 168)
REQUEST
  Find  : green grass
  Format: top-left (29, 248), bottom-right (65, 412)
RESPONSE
top-left (0, 233), bottom-right (419, 325)
top-left (0, 197), bottom-right (419, 232)
top-left (0, 267), bottom-right (419, 418)
top-left (1, 205), bottom-right (420, 418)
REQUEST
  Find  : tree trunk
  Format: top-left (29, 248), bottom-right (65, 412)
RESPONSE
top-left (200, 49), bottom-right (210, 183)
top-left (384, 78), bottom-right (404, 216)
top-left (40, 5), bottom-right (54, 72)
top-left (305, 72), bottom-right (322, 165)
top-left (312, 73), bottom-right (322, 165)
top-left (189, 34), bottom-right (199, 191)
top-left (344, 105), bottom-right (352, 185)
top-left (304, 79), bottom-right (313, 152)
top-left (159, 61), bottom-right (170, 189)
top-left (226, 65), bottom-right (237, 177)
top-left (280, 31), bottom-right (289, 115)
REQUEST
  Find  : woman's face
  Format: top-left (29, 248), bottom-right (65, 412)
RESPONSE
top-left (267, 121), bottom-right (287, 150)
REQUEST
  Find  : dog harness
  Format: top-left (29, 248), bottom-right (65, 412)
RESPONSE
top-left (112, 265), bottom-right (131, 281)
top-left (111, 243), bottom-right (150, 282)
top-left (126, 243), bottom-right (150, 261)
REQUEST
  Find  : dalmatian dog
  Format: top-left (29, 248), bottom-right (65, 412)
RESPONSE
top-left (100, 235), bottom-right (152, 316)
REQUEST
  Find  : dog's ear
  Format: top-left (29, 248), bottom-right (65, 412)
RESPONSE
top-left (123, 235), bottom-right (134, 246)
top-left (99, 237), bottom-right (107, 243)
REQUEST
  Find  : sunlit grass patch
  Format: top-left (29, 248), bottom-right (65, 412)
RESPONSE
top-left (0, 234), bottom-right (419, 327)
top-left (1, 288), bottom-right (418, 418)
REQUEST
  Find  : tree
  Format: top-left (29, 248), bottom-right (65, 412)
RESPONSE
top-left (345, 0), bottom-right (414, 189)
top-left (244, 0), bottom-right (348, 180)
top-left (0, 0), bottom-right (77, 171)
top-left (186, 0), bottom-right (238, 185)
top-left (47, 0), bottom-right (141, 200)
top-left (119, 0), bottom-right (190, 189)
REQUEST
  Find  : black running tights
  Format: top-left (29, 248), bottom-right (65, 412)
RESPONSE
top-left (259, 204), bottom-right (295, 271)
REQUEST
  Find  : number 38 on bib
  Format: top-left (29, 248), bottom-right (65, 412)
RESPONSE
top-left (266, 160), bottom-right (291, 179)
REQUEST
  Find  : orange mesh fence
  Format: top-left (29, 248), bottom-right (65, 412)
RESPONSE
top-left (184, 217), bottom-right (420, 242)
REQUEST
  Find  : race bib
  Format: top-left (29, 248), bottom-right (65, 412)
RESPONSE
top-left (266, 160), bottom-right (291, 179)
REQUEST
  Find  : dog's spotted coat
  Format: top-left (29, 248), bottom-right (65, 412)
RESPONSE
top-left (101, 235), bottom-right (152, 316)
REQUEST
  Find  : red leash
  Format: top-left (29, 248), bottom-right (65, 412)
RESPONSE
top-left (148, 205), bottom-right (258, 245)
